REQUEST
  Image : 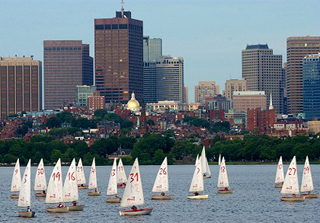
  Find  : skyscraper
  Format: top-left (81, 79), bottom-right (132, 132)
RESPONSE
top-left (242, 44), bottom-right (284, 113)
top-left (224, 79), bottom-right (247, 100)
top-left (156, 56), bottom-right (184, 103)
top-left (195, 81), bottom-right (220, 104)
top-left (287, 36), bottom-right (320, 115)
top-left (143, 36), bottom-right (162, 62)
top-left (303, 53), bottom-right (320, 119)
top-left (44, 40), bottom-right (93, 110)
top-left (95, 10), bottom-right (143, 104)
top-left (0, 57), bottom-right (42, 118)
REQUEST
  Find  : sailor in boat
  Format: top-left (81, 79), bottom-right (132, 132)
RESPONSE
top-left (42, 190), bottom-right (46, 195)
top-left (27, 206), bottom-right (31, 212)
top-left (194, 192), bottom-right (200, 196)
top-left (221, 187), bottom-right (229, 191)
top-left (72, 201), bottom-right (77, 206)
top-left (57, 203), bottom-right (64, 208)
top-left (119, 183), bottom-right (126, 187)
top-left (94, 188), bottom-right (98, 193)
top-left (161, 192), bottom-right (165, 196)
top-left (292, 194), bottom-right (296, 198)
top-left (131, 205), bottom-right (137, 211)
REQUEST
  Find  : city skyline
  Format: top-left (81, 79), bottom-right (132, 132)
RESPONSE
top-left (1, 0), bottom-right (320, 102)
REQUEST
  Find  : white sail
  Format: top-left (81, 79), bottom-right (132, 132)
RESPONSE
top-left (189, 155), bottom-right (204, 192)
top-left (18, 159), bottom-right (31, 207)
top-left (120, 158), bottom-right (144, 207)
top-left (218, 154), bottom-right (221, 166)
top-left (206, 157), bottom-right (211, 176)
top-left (107, 158), bottom-right (118, 196)
top-left (45, 159), bottom-right (63, 204)
top-left (77, 158), bottom-right (86, 185)
top-left (11, 158), bottom-right (21, 192)
top-left (301, 156), bottom-right (314, 193)
top-left (200, 147), bottom-right (211, 177)
top-left (34, 158), bottom-right (47, 191)
top-left (217, 157), bottom-right (229, 188)
top-left (275, 156), bottom-right (284, 184)
top-left (281, 156), bottom-right (299, 194)
top-left (117, 158), bottom-right (127, 184)
top-left (88, 158), bottom-right (98, 189)
top-left (63, 159), bottom-right (78, 202)
top-left (152, 157), bottom-right (169, 193)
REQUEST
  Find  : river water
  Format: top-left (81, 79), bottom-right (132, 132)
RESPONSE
top-left (1, 164), bottom-right (319, 222)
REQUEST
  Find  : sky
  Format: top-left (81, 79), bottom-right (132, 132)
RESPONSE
top-left (1, 0), bottom-right (320, 103)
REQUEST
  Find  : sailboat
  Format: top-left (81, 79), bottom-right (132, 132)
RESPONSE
top-left (117, 158), bottom-right (127, 188)
top-left (88, 158), bottom-right (100, 196)
top-left (34, 158), bottom-right (47, 197)
top-left (18, 159), bottom-right (35, 218)
top-left (63, 158), bottom-right (85, 211)
top-left (275, 156), bottom-right (284, 188)
top-left (45, 158), bottom-right (69, 213)
top-left (77, 158), bottom-right (88, 189)
top-left (280, 156), bottom-right (305, 201)
top-left (11, 158), bottom-right (21, 198)
top-left (217, 157), bottom-right (233, 194)
top-left (187, 155), bottom-right (208, 199)
top-left (200, 147), bottom-right (211, 178)
top-left (119, 158), bottom-right (153, 216)
top-left (300, 156), bottom-right (318, 198)
top-left (151, 157), bottom-right (173, 200)
top-left (106, 158), bottom-right (121, 203)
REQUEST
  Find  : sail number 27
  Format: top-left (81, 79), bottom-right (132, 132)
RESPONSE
top-left (130, 172), bottom-right (139, 183)
top-left (288, 167), bottom-right (296, 175)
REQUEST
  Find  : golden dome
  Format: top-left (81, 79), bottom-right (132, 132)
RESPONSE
top-left (127, 92), bottom-right (140, 111)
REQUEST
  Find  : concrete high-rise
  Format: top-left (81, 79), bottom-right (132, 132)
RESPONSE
top-left (287, 36), bottom-right (320, 115)
top-left (303, 53), bottom-right (320, 119)
top-left (224, 79), bottom-right (247, 100)
top-left (156, 56), bottom-right (184, 103)
top-left (242, 44), bottom-right (284, 113)
top-left (0, 57), bottom-right (42, 118)
top-left (195, 81), bottom-right (220, 104)
top-left (95, 10), bottom-right (143, 104)
top-left (44, 40), bottom-right (93, 110)
top-left (233, 91), bottom-right (267, 113)
top-left (143, 36), bottom-right (162, 62)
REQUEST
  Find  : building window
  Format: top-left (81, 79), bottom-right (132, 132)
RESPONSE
top-left (95, 25), bottom-right (104, 30)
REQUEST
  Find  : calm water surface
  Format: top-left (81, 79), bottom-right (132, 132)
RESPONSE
top-left (1, 164), bottom-right (319, 222)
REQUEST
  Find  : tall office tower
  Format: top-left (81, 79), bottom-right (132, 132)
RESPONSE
top-left (287, 36), bottom-right (320, 115)
top-left (232, 91), bottom-right (266, 113)
top-left (303, 53), bottom-right (320, 119)
top-left (95, 10), bottom-right (143, 104)
top-left (195, 81), bottom-right (220, 104)
top-left (0, 57), bottom-right (42, 118)
top-left (156, 56), bottom-right (184, 102)
top-left (242, 44), bottom-right (284, 113)
top-left (143, 36), bottom-right (162, 62)
top-left (76, 85), bottom-right (96, 107)
top-left (44, 40), bottom-right (93, 110)
top-left (224, 79), bottom-right (247, 100)
top-left (184, 86), bottom-right (188, 104)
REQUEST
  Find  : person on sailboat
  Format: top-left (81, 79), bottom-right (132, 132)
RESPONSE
top-left (42, 190), bottom-right (46, 195)
top-left (72, 201), bottom-right (77, 206)
top-left (119, 183), bottom-right (126, 187)
top-left (57, 203), bottom-right (63, 208)
top-left (194, 192), bottom-right (200, 196)
top-left (94, 188), bottom-right (98, 193)
top-left (161, 192), bottom-right (165, 196)
top-left (27, 206), bottom-right (31, 212)
top-left (131, 205), bottom-right (137, 211)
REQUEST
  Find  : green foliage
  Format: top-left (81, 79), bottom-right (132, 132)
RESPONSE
top-left (46, 117), bottom-right (62, 128)
top-left (183, 116), bottom-right (210, 128)
top-left (147, 119), bottom-right (155, 125)
top-left (57, 111), bottom-right (74, 123)
top-left (104, 113), bottom-right (122, 123)
top-left (121, 119), bottom-right (133, 129)
top-left (49, 127), bottom-right (81, 138)
top-left (7, 113), bottom-right (18, 118)
top-left (211, 121), bottom-right (230, 133)
top-left (94, 109), bottom-right (108, 119)
top-left (71, 118), bottom-right (97, 129)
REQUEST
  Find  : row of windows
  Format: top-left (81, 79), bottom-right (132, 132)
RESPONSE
top-left (44, 47), bottom-right (81, 51)
top-left (95, 24), bottom-right (142, 31)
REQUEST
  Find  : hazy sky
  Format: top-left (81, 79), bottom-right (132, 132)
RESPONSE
top-left (1, 0), bottom-right (320, 102)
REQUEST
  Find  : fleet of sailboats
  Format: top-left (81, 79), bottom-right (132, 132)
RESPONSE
top-left (300, 156), bottom-right (318, 198)
top-left (187, 155), bottom-right (208, 199)
top-left (10, 158), bottom-right (21, 198)
top-left (217, 157), bottom-right (233, 194)
top-left (275, 156), bottom-right (284, 188)
top-left (88, 158), bottom-right (100, 196)
top-left (117, 158), bottom-right (127, 188)
top-left (200, 147), bottom-right (211, 178)
top-left (151, 157), bottom-right (173, 200)
top-left (106, 158), bottom-right (121, 203)
top-left (119, 158), bottom-right (153, 216)
top-left (18, 159), bottom-right (35, 218)
top-left (77, 158), bottom-right (88, 189)
top-left (34, 158), bottom-right (47, 197)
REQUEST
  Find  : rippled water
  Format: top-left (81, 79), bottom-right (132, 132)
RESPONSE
top-left (1, 164), bottom-right (319, 222)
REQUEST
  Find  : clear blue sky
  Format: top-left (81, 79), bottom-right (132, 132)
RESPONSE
top-left (1, 0), bottom-right (320, 102)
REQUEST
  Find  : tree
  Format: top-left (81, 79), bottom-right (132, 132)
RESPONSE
top-left (153, 149), bottom-right (166, 164)
top-left (46, 117), bottom-right (62, 128)
top-left (50, 149), bottom-right (62, 163)
top-left (94, 109), bottom-right (108, 119)
top-left (70, 141), bottom-right (89, 158)
top-left (4, 154), bottom-right (17, 163)
top-left (57, 111), bottom-right (74, 123)
top-left (147, 119), bottom-right (155, 125)
top-left (121, 119), bottom-right (133, 129)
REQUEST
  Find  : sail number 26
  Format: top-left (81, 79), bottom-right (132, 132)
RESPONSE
top-left (130, 172), bottom-right (139, 183)
top-left (288, 167), bottom-right (296, 175)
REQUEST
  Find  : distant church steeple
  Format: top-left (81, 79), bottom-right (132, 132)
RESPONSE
top-left (269, 93), bottom-right (274, 110)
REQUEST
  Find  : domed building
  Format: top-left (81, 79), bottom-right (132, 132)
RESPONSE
top-left (127, 92), bottom-right (140, 113)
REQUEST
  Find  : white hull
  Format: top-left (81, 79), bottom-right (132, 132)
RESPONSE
top-left (151, 195), bottom-right (173, 200)
top-left (35, 192), bottom-right (46, 197)
top-left (11, 194), bottom-right (19, 199)
top-left (280, 196), bottom-right (305, 202)
top-left (187, 194), bottom-right (208, 200)
top-left (46, 206), bottom-right (69, 213)
top-left (275, 183), bottom-right (283, 188)
top-left (69, 205), bottom-right (85, 211)
top-left (218, 189), bottom-right (233, 194)
top-left (18, 211), bottom-right (35, 218)
top-left (78, 185), bottom-right (89, 189)
top-left (301, 193), bottom-right (319, 198)
top-left (88, 191), bottom-right (100, 196)
top-left (119, 208), bottom-right (153, 216)
top-left (106, 197), bottom-right (121, 203)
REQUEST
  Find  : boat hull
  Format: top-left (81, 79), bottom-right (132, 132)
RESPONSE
top-left (69, 205), bottom-right (85, 211)
top-left (88, 191), bottom-right (100, 196)
top-left (106, 197), bottom-right (121, 203)
top-left (301, 193), bottom-right (319, 198)
top-left (203, 176), bottom-right (211, 179)
top-left (18, 211), bottom-right (35, 218)
top-left (119, 208), bottom-right (153, 216)
top-left (78, 185), bottom-right (89, 189)
top-left (46, 206), bottom-right (69, 213)
top-left (187, 194), bottom-right (208, 200)
top-left (280, 196), bottom-right (305, 202)
top-left (117, 184), bottom-right (126, 188)
top-left (275, 183), bottom-right (283, 188)
top-left (11, 194), bottom-right (19, 198)
top-left (218, 189), bottom-right (233, 194)
top-left (35, 192), bottom-right (46, 197)
top-left (151, 195), bottom-right (173, 200)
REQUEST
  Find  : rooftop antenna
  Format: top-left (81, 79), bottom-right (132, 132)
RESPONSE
top-left (121, 0), bottom-right (124, 18)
